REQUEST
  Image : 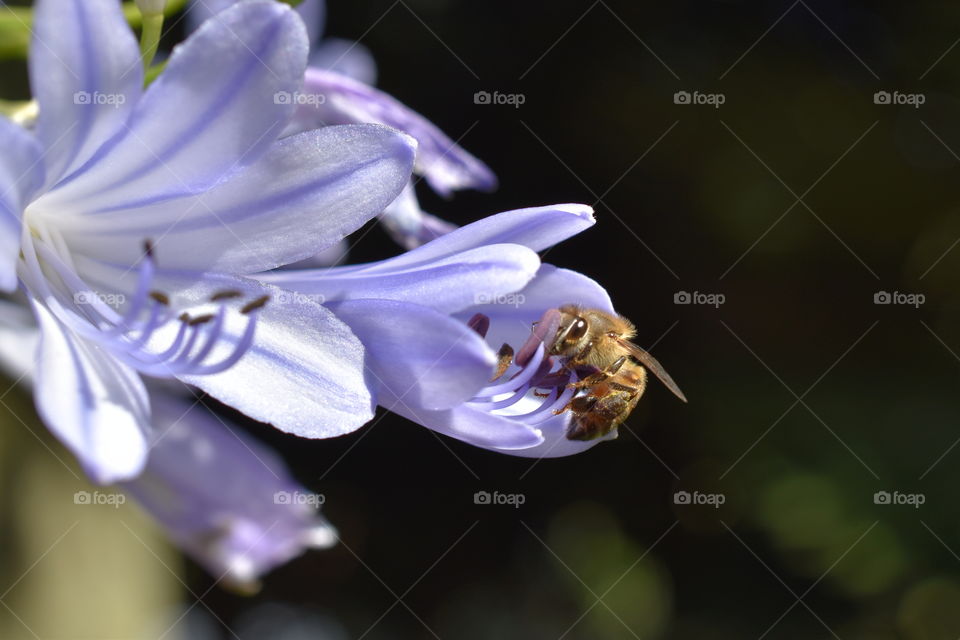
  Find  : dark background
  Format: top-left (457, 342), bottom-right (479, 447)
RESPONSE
top-left (6, 1), bottom-right (960, 638)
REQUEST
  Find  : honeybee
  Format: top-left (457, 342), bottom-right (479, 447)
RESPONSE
top-left (549, 305), bottom-right (687, 441)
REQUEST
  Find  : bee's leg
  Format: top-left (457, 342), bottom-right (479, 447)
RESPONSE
top-left (569, 356), bottom-right (628, 390)
top-left (490, 343), bottom-right (514, 381)
top-left (608, 381), bottom-right (640, 395)
top-left (554, 394), bottom-right (597, 415)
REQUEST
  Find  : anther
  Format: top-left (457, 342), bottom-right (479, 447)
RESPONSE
top-left (240, 295), bottom-right (270, 314)
top-left (210, 290), bottom-right (243, 302)
top-left (149, 291), bottom-right (170, 305)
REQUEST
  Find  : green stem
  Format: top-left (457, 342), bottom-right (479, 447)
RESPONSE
top-left (0, 0), bottom-right (188, 60)
top-left (144, 60), bottom-right (167, 86)
top-left (139, 11), bottom-right (164, 70)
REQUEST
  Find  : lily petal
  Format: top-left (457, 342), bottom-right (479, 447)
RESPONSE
top-left (32, 301), bottom-right (150, 484)
top-left (388, 403), bottom-right (545, 450)
top-left (187, 0), bottom-right (326, 46)
top-left (178, 282), bottom-right (375, 439)
top-left (309, 37), bottom-right (378, 85)
top-left (66, 125), bottom-right (416, 274)
top-left (456, 265), bottom-right (615, 352)
top-left (289, 67), bottom-right (496, 196)
top-left (264, 243), bottom-right (540, 314)
top-left (326, 299), bottom-right (496, 411)
top-left (30, 0), bottom-right (142, 186)
top-left (43, 0), bottom-right (308, 213)
top-left (0, 118), bottom-right (44, 291)
top-left (330, 204), bottom-right (595, 275)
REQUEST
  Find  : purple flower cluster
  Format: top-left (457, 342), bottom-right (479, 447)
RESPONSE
top-left (0, 0), bottom-right (625, 587)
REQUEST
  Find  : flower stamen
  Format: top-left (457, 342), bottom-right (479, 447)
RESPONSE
top-left (466, 312), bottom-right (578, 425)
top-left (23, 234), bottom-right (266, 378)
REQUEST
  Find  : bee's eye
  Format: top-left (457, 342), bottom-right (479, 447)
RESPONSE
top-left (568, 317), bottom-right (588, 340)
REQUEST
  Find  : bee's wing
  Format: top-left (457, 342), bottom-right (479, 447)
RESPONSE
top-left (614, 338), bottom-right (688, 403)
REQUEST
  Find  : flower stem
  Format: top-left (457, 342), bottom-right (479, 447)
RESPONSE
top-left (0, 0), bottom-right (188, 61)
top-left (139, 11), bottom-right (164, 71)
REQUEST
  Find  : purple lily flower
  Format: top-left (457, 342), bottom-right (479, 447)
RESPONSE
top-left (4, 0), bottom-right (419, 483)
top-left (263, 204), bottom-right (612, 457)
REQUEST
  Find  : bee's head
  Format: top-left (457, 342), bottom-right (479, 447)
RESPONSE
top-left (550, 306), bottom-right (591, 357)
